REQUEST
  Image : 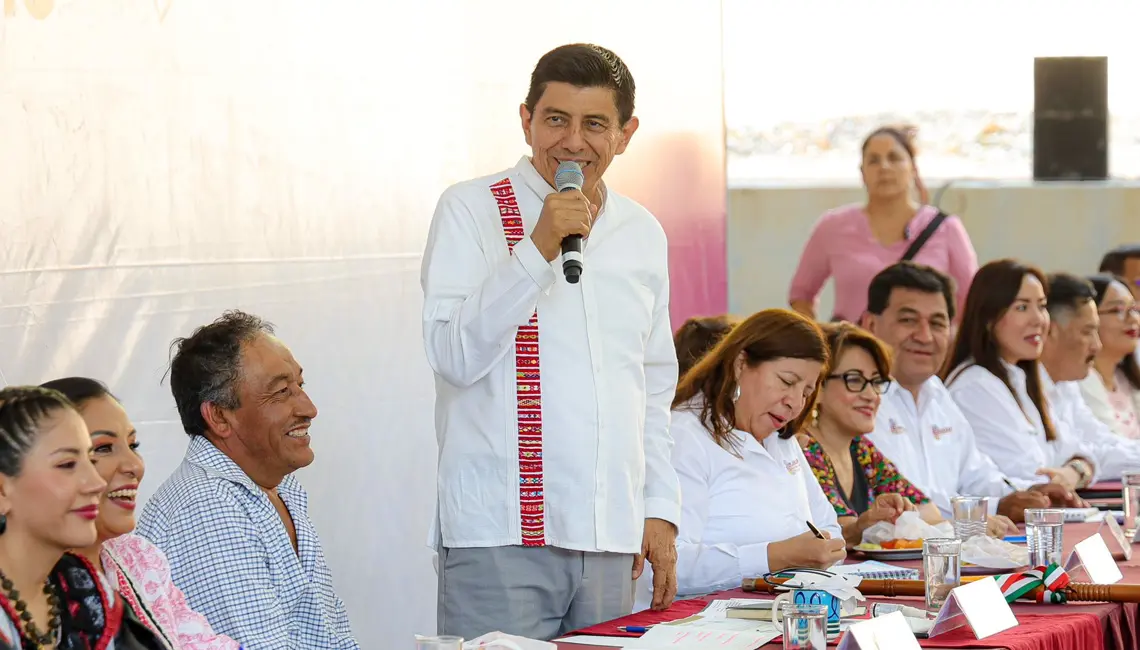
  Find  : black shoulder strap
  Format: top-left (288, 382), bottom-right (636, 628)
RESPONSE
top-left (900, 210), bottom-right (948, 262)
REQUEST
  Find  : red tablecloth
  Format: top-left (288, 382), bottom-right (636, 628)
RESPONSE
top-left (558, 522), bottom-right (1140, 650)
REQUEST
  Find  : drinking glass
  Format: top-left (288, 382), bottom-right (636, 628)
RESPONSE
top-left (781, 603), bottom-right (827, 650)
top-left (1123, 471), bottom-right (1140, 539)
top-left (950, 496), bottom-right (989, 540)
top-left (923, 537), bottom-right (961, 617)
top-left (416, 636), bottom-right (464, 650)
top-left (1024, 508), bottom-right (1064, 567)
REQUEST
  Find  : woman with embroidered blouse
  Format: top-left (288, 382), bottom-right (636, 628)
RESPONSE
top-left (0, 385), bottom-right (167, 650)
top-left (41, 378), bottom-right (241, 650)
top-left (800, 323), bottom-right (943, 546)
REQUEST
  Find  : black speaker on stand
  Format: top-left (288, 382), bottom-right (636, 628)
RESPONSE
top-left (1033, 56), bottom-right (1109, 180)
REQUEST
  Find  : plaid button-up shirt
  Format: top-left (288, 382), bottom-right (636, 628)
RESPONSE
top-left (137, 436), bottom-right (359, 649)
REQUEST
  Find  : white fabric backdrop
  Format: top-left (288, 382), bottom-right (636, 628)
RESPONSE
top-left (0, 0), bottom-right (724, 645)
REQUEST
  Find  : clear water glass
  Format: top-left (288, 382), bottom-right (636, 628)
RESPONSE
top-left (923, 537), bottom-right (961, 617)
top-left (1024, 508), bottom-right (1064, 567)
top-left (416, 636), bottom-right (464, 650)
top-left (1123, 471), bottom-right (1140, 539)
top-left (782, 603), bottom-right (827, 649)
top-left (950, 496), bottom-right (989, 540)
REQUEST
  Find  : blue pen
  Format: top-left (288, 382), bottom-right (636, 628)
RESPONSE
top-left (1003, 535), bottom-right (1027, 543)
top-left (617, 625), bottom-right (653, 633)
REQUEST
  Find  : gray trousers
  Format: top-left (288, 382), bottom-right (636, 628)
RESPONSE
top-left (437, 545), bottom-right (636, 641)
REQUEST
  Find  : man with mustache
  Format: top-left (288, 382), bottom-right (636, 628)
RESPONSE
top-left (420, 44), bottom-right (681, 641)
top-left (137, 310), bottom-right (359, 649)
top-left (1039, 273), bottom-right (1140, 480)
top-left (862, 262), bottom-right (1079, 526)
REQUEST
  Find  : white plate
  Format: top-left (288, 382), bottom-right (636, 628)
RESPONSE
top-left (853, 547), bottom-right (923, 561)
top-left (961, 563), bottom-right (1021, 576)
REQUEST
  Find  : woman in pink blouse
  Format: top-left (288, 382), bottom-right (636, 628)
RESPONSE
top-left (789, 126), bottom-right (978, 323)
top-left (41, 377), bottom-right (242, 650)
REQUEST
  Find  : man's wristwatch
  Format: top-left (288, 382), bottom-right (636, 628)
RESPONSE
top-left (1064, 458), bottom-right (1093, 489)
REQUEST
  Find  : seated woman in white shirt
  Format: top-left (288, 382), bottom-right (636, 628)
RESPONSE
top-left (943, 259), bottom-right (1095, 490)
top-left (1079, 274), bottom-right (1140, 439)
top-left (645, 308), bottom-right (846, 605)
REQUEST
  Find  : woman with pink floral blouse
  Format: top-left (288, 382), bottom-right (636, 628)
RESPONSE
top-left (41, 377), bottom-right (241, 650)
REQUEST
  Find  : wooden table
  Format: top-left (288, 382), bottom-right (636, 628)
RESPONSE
top-left (556, 522), bottom-right (1139, 649)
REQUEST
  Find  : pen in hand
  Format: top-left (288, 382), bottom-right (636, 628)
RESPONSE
top-left (805, 520), bottom-right (826, 540)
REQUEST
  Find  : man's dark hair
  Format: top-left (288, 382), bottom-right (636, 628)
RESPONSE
top-left (168, 310), bottom-right (274, 438)
top-left (1045, 272), bottom-right (1096, 322)
top-left (525, 43), bottom-right (636, 125)
top-left (866, 261), bottom-right (958, 320)
top-left (1098, 244), bottom-right (1140, 275)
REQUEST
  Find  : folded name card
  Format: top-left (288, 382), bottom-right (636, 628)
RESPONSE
top-left (1066, 533), bottom-right (1124, 584)
top-left (929, 577), bottom-right (1018, 639)
top-left (1103, 513), bottom-right (1132, 561)
top-left (837, 612), bottom-right (920, 650)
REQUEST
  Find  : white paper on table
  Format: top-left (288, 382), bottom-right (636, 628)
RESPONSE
top-left (695, 598), bottom-right (768, 619)
top-left (630, 623), bottom-right (780, 649)
top-left (552, 636), bottom-right (637, 647)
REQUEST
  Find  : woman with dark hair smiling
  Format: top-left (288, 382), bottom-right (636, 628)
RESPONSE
top-left (801, 322), bottom-right (945, 546)
top-left (1079, 274), bottom-right (1140, 439)
top-left (39, 378), bottom-right (240, 650)
top-left (943, 260), bottom-right (1095, 490)
top-left (788, 126), bottom-right (977, 323)
top-left (0, 386), bottom-right (168, 649)
top-left (634, 309), bottom-right (845, 608)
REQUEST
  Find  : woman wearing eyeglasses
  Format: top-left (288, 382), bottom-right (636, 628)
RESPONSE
top-left (1079, 274), bottom-right (1140, 439)
top-left (800, 323), bottom-right (943, 546)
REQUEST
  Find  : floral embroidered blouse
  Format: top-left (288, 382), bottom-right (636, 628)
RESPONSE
top-left (101, 534), bottom-right (241, 650)
top-left (802, 435), bottom-right (931, 518)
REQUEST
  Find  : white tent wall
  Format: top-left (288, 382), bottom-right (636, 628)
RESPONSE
top-left (0, 1), bottom-right (725, 645)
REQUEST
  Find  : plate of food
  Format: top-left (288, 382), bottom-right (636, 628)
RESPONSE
top-left (853, 539), bottom-right (924, 561)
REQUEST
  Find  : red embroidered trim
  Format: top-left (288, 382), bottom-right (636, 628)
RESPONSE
top-left (490, 177), bottom-right (545, 546)
top-left (70, 552), bottom-right (123, 650)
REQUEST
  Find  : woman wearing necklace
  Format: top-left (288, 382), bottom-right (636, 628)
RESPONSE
top-left (800, 323), bottom-right (945, 546)
top-left (39, 378), bottom-right (240, 650)
top-left (0, 386), bottom-right (106, 649)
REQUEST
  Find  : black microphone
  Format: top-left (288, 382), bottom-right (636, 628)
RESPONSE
top-left (555, 161), bottom-right (585, 284)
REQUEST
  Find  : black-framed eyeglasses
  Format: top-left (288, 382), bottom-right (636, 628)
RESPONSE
top-left (827, 372), bottom-right (891, 395)
top-left (1098, 306), bottom-right (1140, 321)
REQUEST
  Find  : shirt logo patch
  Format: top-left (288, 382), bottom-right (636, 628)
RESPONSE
top-left (932, 425), bottom-right (953, 440)
top-left (888, 418), bottom-right (906, 435)
top-left (785, 458), bottom-right (801, 475)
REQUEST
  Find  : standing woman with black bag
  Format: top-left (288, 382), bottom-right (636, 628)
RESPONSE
top-left (788, 126), bottom-right (978, 324)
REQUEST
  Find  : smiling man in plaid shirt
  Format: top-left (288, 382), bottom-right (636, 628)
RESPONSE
top-left (137, 310), bottom-right (359, 649)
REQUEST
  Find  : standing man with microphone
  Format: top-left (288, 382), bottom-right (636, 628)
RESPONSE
top-left (420, 43), bottom-right (682, 641)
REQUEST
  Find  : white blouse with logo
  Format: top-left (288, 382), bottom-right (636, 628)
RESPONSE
top-left (637, 402), bottom-right (840, 606)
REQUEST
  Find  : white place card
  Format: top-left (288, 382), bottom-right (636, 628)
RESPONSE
top-left (1066, 533), bottom-right (1124, 584)
top-left (1104, 513), bottom-right (1134, 561)
top-left (837, 612), bottom-right (921, 650)
top-left (929, 577), bottom-right (1018, 639)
